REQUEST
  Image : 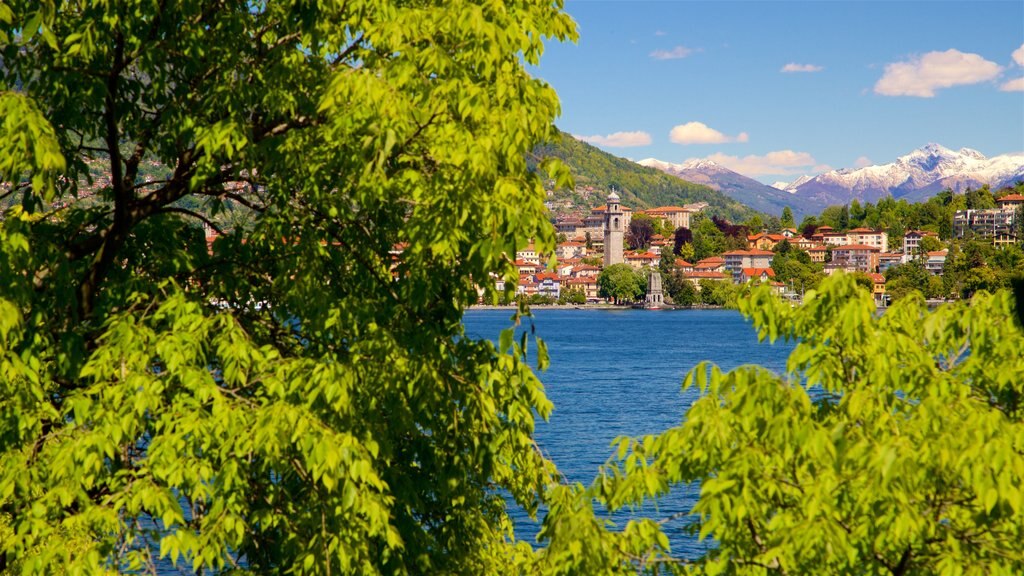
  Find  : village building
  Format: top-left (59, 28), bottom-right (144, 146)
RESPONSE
top-left (682, 270), bottom-right (729, 290)
top-left (877, 252), bottom-right (904, 273)
top-left (996, 193), bottom-right (1024, 211)
top-left (535, 272), bottom-right (561, 299)
top-left (516, 244), bottom-right (540, 265)
top-left (693, 257), bottom-right (726, 273)
top-left (555, 241), bottom-right (586, 260)
top-left (565, 277), bottom-right (599, 302)
top-left (624, 250), bottom-right (660, 269)
top-left (674, 259), bottom-right (694, 272)
top-left (845, 228), bottom-right (889, 252)
top-left (953, 207), bottom-right (1016, 246)
top-left (640, 206), bottom-right (694, 230)
top-left (791, 237), bottom-right (819, 251)
top-left (902, 230), bottom-right (939, 260)
top-left (739, 267), bottom-right (776, 283)
top-left (867, 273), bottom-right (887, 306)
top-left (723, 249), bottom-right (774, 281)
top-left (747, 232), bottom-right (786, 251)
top-left (831, 244), bottom-right (880, 273)
top-left (925, 250), bottom-right (948, 275)
top-left (807, 245), bottom-right (828, 263)
top-left (821, 231), bottom-right (849, 247)
top-left (571, 264), bottom-right (601, 278)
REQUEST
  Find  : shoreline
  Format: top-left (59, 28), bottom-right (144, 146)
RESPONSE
top-left (467, 303), bottom-right (729, 311)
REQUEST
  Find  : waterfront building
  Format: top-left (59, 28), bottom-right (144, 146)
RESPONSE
top-left (603, 191), bottom-right (626, 267)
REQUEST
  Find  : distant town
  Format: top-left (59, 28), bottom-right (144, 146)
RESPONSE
top-left (498, 185), bottom-right (1024, 309)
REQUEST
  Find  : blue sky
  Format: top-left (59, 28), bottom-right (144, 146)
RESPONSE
top-left (531, 1), bottom-right (1024, 183)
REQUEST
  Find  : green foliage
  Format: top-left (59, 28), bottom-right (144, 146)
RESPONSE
top-left (531, 133), bottom-right (759, 222)
top-left (597, 264), bottom-right (645, 304)
top-left (780, 206), bottom-right (795, 229)
top-left (0, 1), bottom-right (579, 573)
top-left (557, 288), bottom-right (586, 305)
top-left (583, 274), bottom-right (1024, 574)
top-left (692, 218), bottom-right (727, 261)
top-left (665, 272), bottom-right (698, 306)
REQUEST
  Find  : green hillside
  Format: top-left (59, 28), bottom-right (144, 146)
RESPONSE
top-left (530, 131), bottom-right (760, 222)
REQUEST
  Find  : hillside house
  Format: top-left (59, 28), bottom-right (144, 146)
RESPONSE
top-left (831, 244), bottom-right (880, 273)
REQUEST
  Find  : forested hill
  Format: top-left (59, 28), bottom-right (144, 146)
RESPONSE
top-left (529, 131), bottom-right (760, 222)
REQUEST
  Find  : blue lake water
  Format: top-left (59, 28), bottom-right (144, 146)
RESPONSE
top-left (463, 307), bottom-right (795, 557)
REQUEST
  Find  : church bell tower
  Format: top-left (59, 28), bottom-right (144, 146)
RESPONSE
top-left (603, 190), bottom-right (624, 267)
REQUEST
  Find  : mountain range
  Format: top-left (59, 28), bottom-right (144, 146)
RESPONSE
top-left (639, 144), bottom-right (1024, 218)
top-left (636, 158), bottom-right (800, 217)
top-left (530, 132), bottom-right (759, 222)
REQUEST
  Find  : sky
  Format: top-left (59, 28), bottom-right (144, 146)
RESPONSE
top-left (530, 1), bottom-right (1024, 184)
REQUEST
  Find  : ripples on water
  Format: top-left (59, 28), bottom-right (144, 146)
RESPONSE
top-left (463, 308), bottom-right (795, 559)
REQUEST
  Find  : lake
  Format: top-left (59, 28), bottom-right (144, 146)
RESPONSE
top-left (463, 307), bottom-right (795, 557)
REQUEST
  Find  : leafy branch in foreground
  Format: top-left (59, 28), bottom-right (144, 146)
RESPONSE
top-left (0, 1), bottom-right (579, 573)
top-left (584, 274), bottom-right (1024, 575)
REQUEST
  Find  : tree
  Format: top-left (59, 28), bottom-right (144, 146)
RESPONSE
top-left (597, 264), bottom-right (645, 304)
top-left (585, 275), bottom-right (1024, 574)
top-left (693, 218), bottom-right (727, 261)
top-left (780, 206), bottom-right (795, 229)
top-left (917, 234), bottom-right (945, 254)
top-left (665, 272), bottom-right (698, 305)
top-left (558, 287), bottom-right (586, 305)
top-left (658, 245), bottom-right (676, 277)
top-left (0, 2), bottom-right (577, 574)
top-left (965, 185), bottom-right (997, 210)
top-left (627, 214), bottom-right (656, 250)
top-left (673, 226), bottom-right (693, 255)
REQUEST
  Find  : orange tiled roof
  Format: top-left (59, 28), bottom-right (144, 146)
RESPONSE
top-left (684, 271), bottom-right (728, 279)
top-left (742, 267), bottom-right (775, 277)
top-left (833, 244), bottom-right (880, 251)
top-left (997, 194), bottom-right (1024, 202)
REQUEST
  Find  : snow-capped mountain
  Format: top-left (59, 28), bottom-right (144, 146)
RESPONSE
top-left (637, 158), bottom-right (804, 217)
top-left (638, 145), bottom-right (1024, 218)
top-left (794, 144), bottom-right (1024, 207)
top-left (770, 175), bottom-right (812, 194)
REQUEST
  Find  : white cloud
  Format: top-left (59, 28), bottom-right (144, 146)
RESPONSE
top-left (1000, 77), bottom-right (1024, 92)
top-left (781, 63), bottom-right (823, 73)
top-left (654, 30), bottom-right (667, 36)
top-left (874, 49), bottom-right (1002, 97)
top-left (650, 46), bottom-right (693, 60)
top-left (853, 156), bottom-right (873, 168)
top-left (669, 122), bottom-right (748, 145)
top-left (574, 131), bottom-right (652, 148)
top-left (1013, 43), bottom-right (1024, 67)
top-left (690, 150), bottom-right (820, 176)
